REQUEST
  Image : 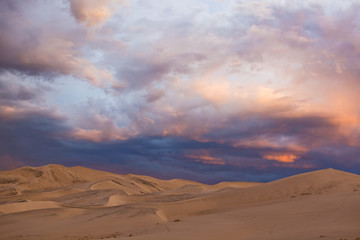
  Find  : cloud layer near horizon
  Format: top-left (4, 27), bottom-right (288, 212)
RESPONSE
top-left (1, 0), bottom-right (360, 183)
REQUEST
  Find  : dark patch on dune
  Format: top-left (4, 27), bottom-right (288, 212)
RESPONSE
top-left (132, 177), bottom-right (161, 191)
top-left (111, 180), bottom-right (124, 186)
top-left (21, 167), bottom-right (43, 177)
top-left (0, 188), bottom-right (18, 197)
top-left (0, 178), bottom-right (18, 184)
top-left (55, 189), bottom-right (127, 207)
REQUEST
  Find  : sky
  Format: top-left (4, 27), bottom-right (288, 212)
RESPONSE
top-left (1, 0), bottom-right (360, 183)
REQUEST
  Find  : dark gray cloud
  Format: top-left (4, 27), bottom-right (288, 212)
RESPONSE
top-left (0, 79), bottom-right (36, 102)
top-left (1, 0), bottom-right (360, 183)
top-left (0, 103), bottom-right (359, 183)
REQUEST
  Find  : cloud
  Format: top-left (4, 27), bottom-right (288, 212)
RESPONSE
top-left (0, 98), bottom-right (359, 183)
top-left (236, 1), bottom-right (274, 20)
top-left (0, 73), bottom-right (51, 121)
top-left (0, 0), bottom-right (115, 87)
top-left (263, 153), bottom-right (299, 163)
top-left (0, 77), bottom-right (36, 102)
top-left (185, 150), bottom-right (225, 165)
top-left (70, 0), bottom-right (123, 26)
top-left (72, 117), bottom-right (131, 142)
top-left (1, 0), bottom-right (360, 183)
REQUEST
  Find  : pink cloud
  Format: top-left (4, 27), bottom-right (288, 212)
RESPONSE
top-left (262, 153), bottom-right (299, 163)
top-left (186, 151), bottom-right (225, 165)
top-left (70, 0), bottom-right (124, 27)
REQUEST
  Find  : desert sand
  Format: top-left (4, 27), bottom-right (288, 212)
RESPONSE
top-left (0, 164), bottom-right (359, 240)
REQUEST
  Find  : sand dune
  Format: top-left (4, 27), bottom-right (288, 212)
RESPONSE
top-left (156, 168), bottom-right (360, 219)
top-left (0, 164), bottom-right (202, 198)
top-left (0, 165), bottom-right (359, 240)
top-left (0, 200), bottom-right (60, 214)
top-left (211, 181), bottom-right (262, 189)
top-left (105, 194), bottom-right (129, 207)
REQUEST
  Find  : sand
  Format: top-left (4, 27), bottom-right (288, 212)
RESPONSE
top-left (0, 165), bottom-right (359, 240)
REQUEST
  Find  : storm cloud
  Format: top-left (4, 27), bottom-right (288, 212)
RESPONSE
top-left (0, 0), bottom-right (360, 183)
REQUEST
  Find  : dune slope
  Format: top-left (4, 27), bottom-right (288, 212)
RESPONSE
top-left (0, 165), bottom-right (359, 240)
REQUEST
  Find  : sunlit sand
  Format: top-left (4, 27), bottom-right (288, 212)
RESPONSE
top-left (0, 165), bottom-right (359, 240)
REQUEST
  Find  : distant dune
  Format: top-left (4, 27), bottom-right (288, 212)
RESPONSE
top-left (0, 165), bottom-right (359, 240)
